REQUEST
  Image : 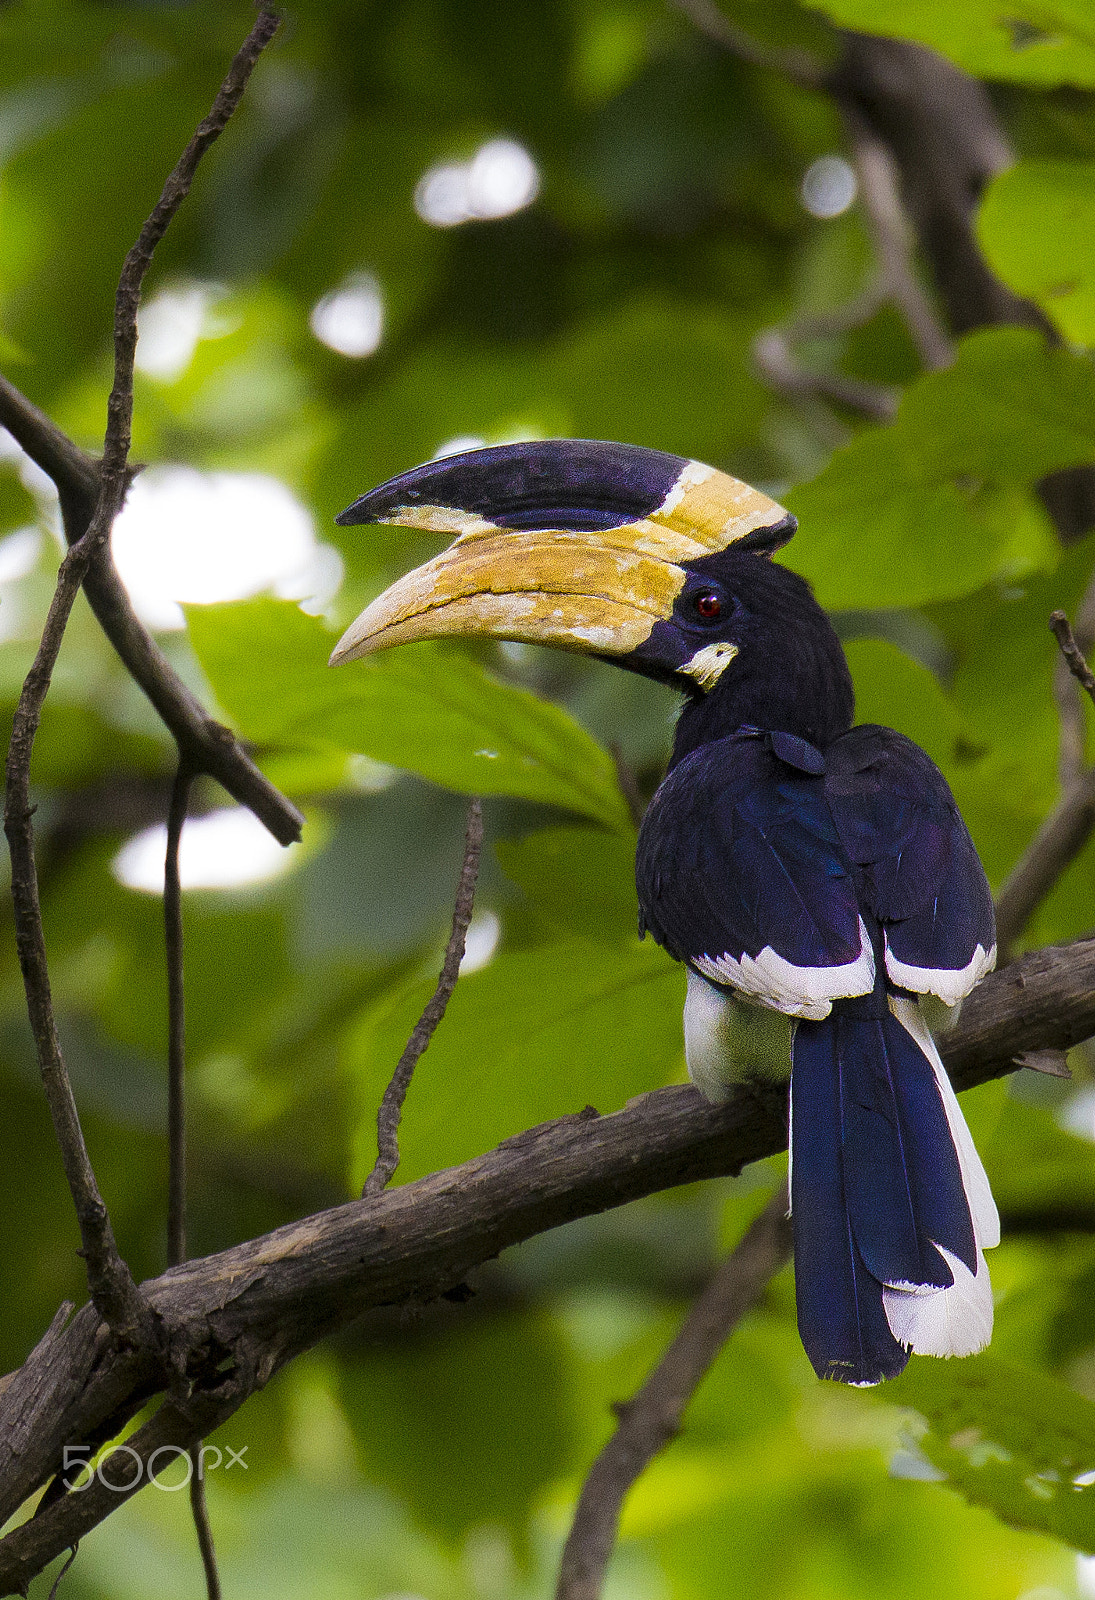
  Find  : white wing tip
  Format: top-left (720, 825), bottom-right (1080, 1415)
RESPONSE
top-left (884, 939), bottom-right (996, 1004)
top-left (695, 916), bottom-right (874, 1019)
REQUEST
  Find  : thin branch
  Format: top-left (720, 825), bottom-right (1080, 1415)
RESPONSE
top-left (556, 1184), bottom-right (792, 1600)
top-left (46, 1545), bottom-right (78, 1600)
top-left (994, 768), bottom-right (1095, 959)
top-left (995, 611), bottom-right (1095, 957)
top-left (363, 799), bottom-right (484, 1197)
top-left (1054, 588), bottom-right (1095, 784)
top-left (2, 0), bottom-right (283, 1356)
top-left (752, 111), bottom-right (954, 422)
top-left (190, 1451), bottom-right (222, 1600)
top-left (165, 764), bottom-right (193, 1272)
top-left (679, 0), bottom-right (953, 402)
top-left (3, 543), bottom-right (153, 1341)
top-left (103, 8), bottom-right (281, 488)
top-left (0, 935), bottom-right (1092, 1590)
top-left (751, 326), bottom-right (898, 423)
top-left (1050, 610), bottom-right (1095, 705)
top-left (1054, 650), bottom-right (1089, 790)
top-left (163, 767), bottom-right (222, 1600)
top-left (842, 107), bottom-right (953, 371)
top-left (0, 123), bottom-right (301, 845)
top-left (671, 0), bottom-right (824, 87)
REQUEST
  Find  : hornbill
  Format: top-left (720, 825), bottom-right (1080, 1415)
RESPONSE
top-left (330, 439), bottom-right (999, 1386)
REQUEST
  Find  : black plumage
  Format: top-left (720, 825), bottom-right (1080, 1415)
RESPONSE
top-left (331, 438), bottom-right (999, 1386)
top-left (633, 550), bottom-right (996, 1383)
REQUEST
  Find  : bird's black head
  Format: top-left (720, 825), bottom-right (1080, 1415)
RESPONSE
top-left (622, 548), bottom-right (855, 762)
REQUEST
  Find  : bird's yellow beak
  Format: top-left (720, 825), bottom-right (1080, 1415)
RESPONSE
top-left (329, 444), bottom-right (792, 666)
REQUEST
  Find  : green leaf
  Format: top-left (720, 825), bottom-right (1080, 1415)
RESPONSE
top-left (339, 1309), bottom-right (575, 1539)
top-left (185, 598), bottom-right (630, 828)
top-left (809, 0), bottom-right (1095, 86)
top-left (495, 825), bottom-right (641, 944)
top-left (978, 161), bottom-right (1095, 346)
top-left (346, 935), bottom-right (685, 1185)
top-left (982, 1095), bottom-right (1095, 1221)
top-left (786, 329), bottom-right (1091, 608)
top-left (846, 640), bottom-right (964, 770)
top-left (887, 1354), bottom-right (1095, 1551)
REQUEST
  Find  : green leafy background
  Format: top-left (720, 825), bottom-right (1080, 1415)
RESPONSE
top-left (2, 1), bottom-right (1095, 1596)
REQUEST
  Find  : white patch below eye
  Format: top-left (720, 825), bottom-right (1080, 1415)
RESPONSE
top-left (680, 640), bottom-right (739, 690)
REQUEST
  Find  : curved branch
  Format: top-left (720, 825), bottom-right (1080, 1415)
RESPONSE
top-left (0, 935), bottom-right (1092, 1591)
top-left (0, 347), bottom-right (303, 847)
top-left (364, 797), bottom-right (484, 1196)
top-left (555, 1185), bottom-right (792, 1600)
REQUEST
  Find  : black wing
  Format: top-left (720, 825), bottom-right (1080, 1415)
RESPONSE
top-left (636, 730), bottom-right (873, 1019)
top-left (823, 725), bottom-right (995, 1003)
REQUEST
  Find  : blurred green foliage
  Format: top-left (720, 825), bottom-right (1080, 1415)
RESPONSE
top-left (1, 0), bottom-right (1095, 1595)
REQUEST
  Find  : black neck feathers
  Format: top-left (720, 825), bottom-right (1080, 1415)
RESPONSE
top-left (668, 559), bottom-right (854, 768)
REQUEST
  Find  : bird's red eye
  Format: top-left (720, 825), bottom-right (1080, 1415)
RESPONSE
top-left (695, 592), bottom-right (722, 619)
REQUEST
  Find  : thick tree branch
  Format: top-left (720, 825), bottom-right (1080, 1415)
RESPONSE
top-left (555, 1184), bottom-right (792, 1600)
top-left (364, 799), bottom-right (484, 1197)
top-left (0, 935), bottom-right (1092, 1590)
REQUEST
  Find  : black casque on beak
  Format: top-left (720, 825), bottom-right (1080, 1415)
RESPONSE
top-left (329, 440), bottom-right (795, 676)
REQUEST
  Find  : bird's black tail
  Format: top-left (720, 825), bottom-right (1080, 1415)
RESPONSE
top-left (790, 994), bottom-right (998, 1386)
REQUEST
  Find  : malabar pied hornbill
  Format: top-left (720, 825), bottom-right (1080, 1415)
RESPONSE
top-left (329, 440), bottom-right (999, 1386)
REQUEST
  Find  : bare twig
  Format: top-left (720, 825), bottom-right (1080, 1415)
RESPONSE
top-left (751, 326), bottom-right (898, 423)
top-left (0, 934), bottom-right (1093, 1590)
top-left (842, 108), bottom-right (953, 371)
top-left (671, 0), bottom-right (824, 86)
top-left (680, 0), bottom-right (951, 402)
top-left (363, 799), bottom-right (484, 1197)
top-left (1054, 651), bottom-right (1089, 790)
top-left (162, 763), bottom-right (221, 1599)
top-left (993, 768), bottom-right (1095, 960)
top-left (556, 1184), bottom-right (792, 1600)
top-left (190, 1453), bottom-right (222, 1600)
top-left (3, 0), bottom-right (283, 1375)
top-left (0, 121), bottom-right (301, 845)
top-left (3, 545), bottom-right (153, 1340)
top-left (995, 611), bottom-right (1095, 957)
top-left (1054, 587), bottom-right (1095, 784)
top-left (165, 764), bottom-right (193, 1272)
top-left (105, 9), bottom-right (280, 488)
top-left (752, 110), bottom-right (954, 418)
top-left (1051, 610), bottom-right (1095, 706)
top-left (46, 1545), bottom-right (78, 1600)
